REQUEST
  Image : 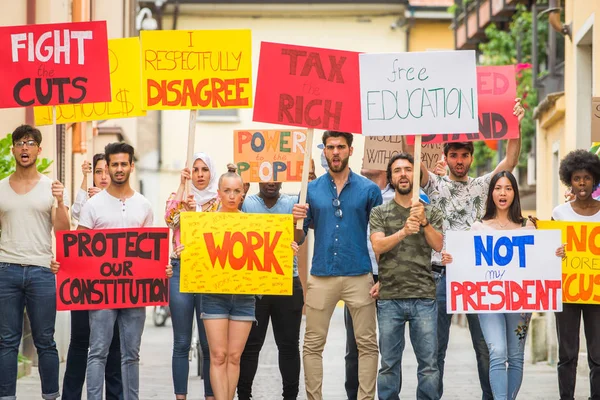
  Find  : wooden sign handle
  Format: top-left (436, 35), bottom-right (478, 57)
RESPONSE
top-left (185, 110), bottom-right (197, 196)
top-left (412, 135), bottom-right (422, 203)
top-left (52, 106), bottom-right (57, 182)
top-left (295, 128), bottom-right (314, 230)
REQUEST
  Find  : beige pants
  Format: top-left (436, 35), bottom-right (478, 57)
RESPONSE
top-left (303, 274), bottom-right (378, 400)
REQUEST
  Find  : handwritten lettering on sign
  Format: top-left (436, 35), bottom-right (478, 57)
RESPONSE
top-left (362, 135), bottom-right (403, 171)
top-left (180, 213), bottom-right (294, 295)
top-left (446, 230), bottom-right (562, 313)
top-left (55, 228), bottom-right (170, 311)
top-left (0, 21), bottom-right (110, 108)
top-left (234, 129), bottom-right (307, 182)
top-left (593, 97), bottom-right (600, 142)
top-left (253, 42), bottom-right (361, 132)
top-left (34, 38), bottom-right (146, 125)
top-left (141, 29), bottom-right (252, 110)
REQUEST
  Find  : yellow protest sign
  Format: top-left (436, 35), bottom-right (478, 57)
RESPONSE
top-left (538, 220), bottom-right (600, 304)
top-left (34, 37), bottom-right (146, 125)
top-left (141, 29), bottom-right (252, 110)
top-left (180, 212), bottom-right (294, 294)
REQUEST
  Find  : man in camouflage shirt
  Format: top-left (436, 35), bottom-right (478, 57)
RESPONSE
top-left (370, 153), bottom-right (444, 400)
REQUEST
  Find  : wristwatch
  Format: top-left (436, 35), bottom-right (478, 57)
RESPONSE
top-left (421, 219), bottom-right (429, 228)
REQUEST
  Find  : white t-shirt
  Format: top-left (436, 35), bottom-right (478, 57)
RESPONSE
top-left (552, 202), bottom-right (600, 222)
top-left (78, 189), bottom-right (153, 229)
top-left (71, 188), bottom-right (87, 221)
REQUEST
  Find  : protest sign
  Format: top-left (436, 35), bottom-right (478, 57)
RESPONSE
top-left (446, 229), bottom-right (562, 313)
top-left (0, 21), bottom-right (110, 108)
top-left (34, 37), bottom-right (146, 125)
top-left (421, 143), bottom-right (444, 172)
top-left (141, 29), bottom-right (252, 110)
top-left (234, 129), bottom-right (307, 182)
top-left (180, 213), bottom-right (294, 295)
top-left (593, 97), bottom-right (600, 142)
top-left (362, 136), bottom-right (403, 171)
top-left (55, 228), bottom-right (170, 311)
top-left (538, 220), bottom-right (600, 304)
top-left (253, 42), bottom-right (361, 132)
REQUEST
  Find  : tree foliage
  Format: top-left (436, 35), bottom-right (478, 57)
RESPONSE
top-left (0, 133), bottom-right (52, 180)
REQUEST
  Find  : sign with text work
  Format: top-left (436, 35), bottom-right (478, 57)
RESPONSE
top-left (180, 213), bottom-right (294, 295)
top-left (34, 38), bottom-right (146, 125)
top-left (253, 42), bottom-right (361, 132)
top-left (234, 129), bottom-right (307, 182)
top-left (359, 50), bottom-right (478, 136)
top-left (141, 29), bottom-right (252, 110)
top-left (446, 229), bottom-right (562, 313)
top-left (0, 21), bottom-right (110, 108)
top-left (55, 228), bottom-right (170, 311)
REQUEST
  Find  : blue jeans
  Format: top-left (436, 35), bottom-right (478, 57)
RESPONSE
top-left (434, 271), bottom-right (492, 400)
top-left (479, 313), bottom-right (530, 400)
top-left (87, 307), bottom-right (146, 400)
top-left (0, 263), bottom-right (59, 400)
top-left (170, 259), bottom-right (213, 397)
top-left (377, 298), bottom-right (439, 400)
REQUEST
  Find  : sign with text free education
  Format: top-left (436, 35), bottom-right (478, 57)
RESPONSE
top-left (180, 212), bottom-right (294, 295)
top-left (446, 229), bottom-right (562, 313)
top-left (359, 50), bottom-right (478, 136)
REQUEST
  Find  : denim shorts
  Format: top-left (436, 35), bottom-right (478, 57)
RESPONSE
top-left (201, 294), bottom-right (256, 321)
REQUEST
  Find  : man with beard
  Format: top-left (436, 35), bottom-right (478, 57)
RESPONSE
top-left (418, 99), bottom-right (525, 400)
top-left (370, 152), bottom-right (444, 400)
top-left (237, 182), bottom-right (305, 400)
top-left (293, 130), bottom-right (382, 400)
top-left (77, 142), bottom-right (154, 400)
top-left (0, 125), bottom-right (70, 400)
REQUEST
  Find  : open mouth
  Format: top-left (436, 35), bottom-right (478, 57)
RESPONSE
top-left (498, 199), bottom-right (508, 206)
top-left (20, 154), bottom-right (30, 162)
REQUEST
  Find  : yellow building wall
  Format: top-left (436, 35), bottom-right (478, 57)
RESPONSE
top-left (409, 20), bottom-right (454, 52)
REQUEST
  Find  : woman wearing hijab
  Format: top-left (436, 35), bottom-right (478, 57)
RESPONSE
top-left (165, 152), bottom-right (220, 400)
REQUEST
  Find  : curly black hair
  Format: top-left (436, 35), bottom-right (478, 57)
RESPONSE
top-left (558, 149), bottom-right (600, 187)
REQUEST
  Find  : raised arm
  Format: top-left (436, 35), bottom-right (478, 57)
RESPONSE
top-left (492, 98), bottom-right (525, 175)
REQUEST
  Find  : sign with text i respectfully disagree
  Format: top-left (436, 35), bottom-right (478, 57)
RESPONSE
top-left (34, 37), bottom-right (146, 125)
top-left (141, 29), bottom-right (252, 110)
top-left (0, 21), bottom-right (110, 108)
top-left (359, 51), bottom-right (478, 136)
top-left (234, 129), bottom-right (307, 182)
top-left (446, 230), bottom-right (562, 313)
top-left (253, 42), bottom-right (361, 133)
top-left (180, 213), bottom-right (294, 295)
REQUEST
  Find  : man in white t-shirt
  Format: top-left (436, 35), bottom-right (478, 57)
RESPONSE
top-left (0, 125), bottom-right (70, 400)
top-left (77, 142), bottom-right (153, 400)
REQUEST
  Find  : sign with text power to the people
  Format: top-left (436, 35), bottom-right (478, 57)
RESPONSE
top-left (34, 38), bottom-right (146, 125)
top-left (180, 213), bottom-right (294, 295)
top-left (141, 29), bottom-right (252, 110)
top-left (55, 228), bottom-right (170, 311)
top-left (253, 42), bottom-right (361, 133)
top-left (446, 230), bottom-right (563, 313)
top-left (0, 21), bottom-right (110, 109)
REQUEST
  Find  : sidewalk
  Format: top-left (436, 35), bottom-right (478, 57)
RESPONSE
top-left (16, 307), bottom-right (590, 399)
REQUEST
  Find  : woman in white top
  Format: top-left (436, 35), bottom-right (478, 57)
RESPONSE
top-left (71, 154), bottom-right (110, 221)
top-left (551, 149), bottom-right (600, 400)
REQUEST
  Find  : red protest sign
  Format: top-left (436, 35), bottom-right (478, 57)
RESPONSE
top-left (0, 21), bottom-right (110, 109)
top-left (406, 65), bottom-right (518, 145)
top-left (253, 42), bottom-right (361, 133)
top-left (55, 228), bottom-right (170, 311)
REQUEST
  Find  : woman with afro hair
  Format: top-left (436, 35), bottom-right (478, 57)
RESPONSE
top-left (552, 149), bottom-right (600, 400)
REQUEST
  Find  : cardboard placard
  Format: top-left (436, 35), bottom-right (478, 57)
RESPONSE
top-left (593, 97), bottom-right (600, 143)
top-left (0, 21), bottom-right (110, 108)
top-left (180, 213), bottom-right (294, 295)
top-left (362, 136), bottom-right (403, 171)
top-left (421, 143), bottom-right (444, 172)
top-left (141, 29), bottom-right (252, 110)
top-left (55, 228), bottom-right (170, 311)
top-left (253, 42), bottom-right (361, 133)
top-left (234, 129), bottom-right (307, 182)
top-left (34, 38), bottom-right (146, 125)
top-left (359, 50), bottom-right (478, 136)
top-left (446, 229), bottom-right (563, 313)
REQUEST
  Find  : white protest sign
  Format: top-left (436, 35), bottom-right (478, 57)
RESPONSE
top-left (446, 229), bottom-right (563, 314)
top-left (359, 51), bottom-right (478, 136)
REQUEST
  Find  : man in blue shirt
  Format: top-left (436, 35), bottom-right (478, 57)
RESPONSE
top-left (294, 131), bottom-right (382, 400)
top-left (237, 182), bottom-right (305, 400)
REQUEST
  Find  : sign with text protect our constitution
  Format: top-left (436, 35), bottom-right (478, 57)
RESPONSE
top-left (253, 42), bottom-right (361, 133)
top-left (406, 65), bottom-right (519, 145)
top-left (446, 230), bottom-right (562, 313)
top-left (141, 29), bottom-right (252, 110)
top-left (180, 213), bottom-right (294, 295)
top-left (0, 21), bottom-right (110, 109)
top-left (55, 228), bottom-right (170, 311)
top-left (34, 38), bottom-right (146, 125)
top-left (234, 129), bottom-right (307, 182)
top-left (359, 51), bottom-right (478, 136)
top-left (538, 221), bottom-right (600, 304)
